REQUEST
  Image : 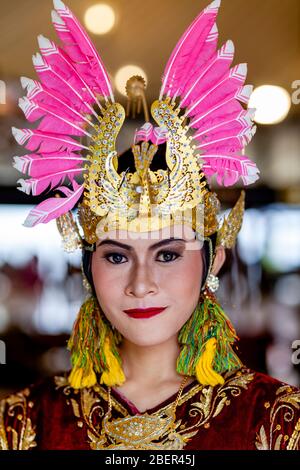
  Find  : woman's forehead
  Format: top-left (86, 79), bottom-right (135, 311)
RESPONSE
top-left (97, 224), bottom-right (196, 243)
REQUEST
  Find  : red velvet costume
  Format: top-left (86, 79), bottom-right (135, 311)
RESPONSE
top-left (1, 367), bottom-right (299, 450)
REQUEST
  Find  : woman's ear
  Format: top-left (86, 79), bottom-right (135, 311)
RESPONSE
top-left (211, 246), bottom-right (226, 276)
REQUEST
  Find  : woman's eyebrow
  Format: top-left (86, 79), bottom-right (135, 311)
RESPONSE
top-left (96, 238), bottom-right (186, 251)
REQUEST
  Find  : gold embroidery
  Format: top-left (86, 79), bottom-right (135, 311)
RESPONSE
top-left (181, 370), bottom-right (255, 433)
top-left (55, 368), bottom-right (254, 450)
top-left (287, 418), bottom-right (300, 450)
top-left (0, 388), bottom-right (37, 450)
top-left (255, 385), bottom-right (300, 450)
top-left (0, 400), bottom-right (9, 450)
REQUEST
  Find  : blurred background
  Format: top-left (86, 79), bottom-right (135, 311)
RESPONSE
top-left (0, 0), bottom-right (299, 398)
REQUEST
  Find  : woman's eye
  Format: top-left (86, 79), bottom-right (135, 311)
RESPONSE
top-left (103, 250), bottom-right (181, 265)
top-left (156, 251), bottom-right (181, 263)
top-left (104, 253), bottom-right (127, 264)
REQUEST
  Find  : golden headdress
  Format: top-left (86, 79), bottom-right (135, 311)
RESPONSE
top-left (12, 0), bottom-right (259, 251)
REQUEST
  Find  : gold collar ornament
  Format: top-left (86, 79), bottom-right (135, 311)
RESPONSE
top-left (96, 376), bottom-right (191, 450)
top-left (12, 0), bottom-right (259, 250)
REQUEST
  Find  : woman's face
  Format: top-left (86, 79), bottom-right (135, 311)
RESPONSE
top-left (91, 224), bottom-right (204, 347)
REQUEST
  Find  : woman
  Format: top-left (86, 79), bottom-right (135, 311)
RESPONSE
top-left (1, 0), bottom-right (299, 450)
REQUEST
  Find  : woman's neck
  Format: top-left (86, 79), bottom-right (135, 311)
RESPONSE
top-left (118, 335), bottom-right (184, 387)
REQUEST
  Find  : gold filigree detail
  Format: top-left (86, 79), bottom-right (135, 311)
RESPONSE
top-left (55, 367), bottom-right (254, 450)
top-left (203, 192), bottom-right (220, 237)
top-left (217, 191), bottom-right (245, 248)
top-left (287, 418), bottom-right (300, 450)
top-left (56, 209), bottom-right (83, 252)
top-left (182, 369), bottom-right (255, 434)
top-left (0, 388), bottom-right (37, 450)
top-left (255, 384), bottom-right (300, 450)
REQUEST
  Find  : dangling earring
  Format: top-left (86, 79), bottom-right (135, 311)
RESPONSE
top-left (67, 296), bottom-right (126, 389)
top-left (206, 273), bottom-right (219, 293)
top-left (177, 274), bottom-right (243, 387)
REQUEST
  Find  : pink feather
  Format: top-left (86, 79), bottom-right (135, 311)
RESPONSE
top-left (32, 53), bottom-right (98, 119)
top-left (17, 167), bottom-right (82, 196)
top-left (156, 0), bottom-right (258, 187)
top-left (18, 97), bottom-right (90, 137)
top-left (23, 181), bottom-right (84, 227)
top-left (21, 77), bottom-right (92, 119)
top-left (185, 64), bottom-right (248, 119)
top-left (37, 35), bottom-right (102, 109)
top-left (12, 127), bottom-right (88, 153)
top-left (200, 153), bottom-right (259, 186)
top-left (134, 123), bottom-right (168, 145)
top-left (13, 152), bottom-right (85, 177)
top-left (194, 110), bottom-right (254, 141)
top-left (190, 85), bottom-right (253, 129)
top-left (152, 126), bottom-right (168, 145)
top-left (51, 10), bottom-right (86, 63)
top-left (197, 126), bottom-right (256, 155)
top-left (51, 10), bottom-right (107, 100)
top-left (160, 0), bottom-right (220, 99)
top-left (180, 40), bottom-right (235, 108)
top-left (53, 0), bottom-right (114, 101)
top-left (13, 0), bottom-right (117, 229)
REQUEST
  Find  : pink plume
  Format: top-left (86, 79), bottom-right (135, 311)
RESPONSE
top-left (152, 126), bottom-right (168, 145)
top-left (190, 85), bottom-right (253, 129)
top-left (134, 123), bottom-right (168, 145)
top-left (23, 181), bottom-right (84, 227)
top-left (12, 127), bottom-right (88, 153)
top-left (194, 110), bottom-right (255, 142)
top-left (32, 53), bottom-right (98, 119)
top-left (53, 0), bottom-right (114, 101)
top-left (197, 126), bottom-right (257, 155)
top-left (37, 35), bottom-right (102, 109)
top-left (200, 153), bottom-right (259, 186)
top-left (17, 167), bottom-right (82, 196)
top-left (160, 0), bottom-right (220, 99)
top-left (180, 40), bottom-right (235, 108)
top-left (18, 97), bottom-right (90, 137)
top-left (185, 63), bottom-right (248, 119)
top-left (21, 77), bottom-right (93, 120)
top-left (13, 152), bottom-right (85, 177)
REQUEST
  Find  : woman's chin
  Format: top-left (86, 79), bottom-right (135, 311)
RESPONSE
top-left (118, 329), bottom-right (178, 348)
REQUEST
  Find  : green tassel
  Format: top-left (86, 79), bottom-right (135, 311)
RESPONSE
top-left (67, 296), bottom-right (123, 388)
top-left (177, 290), bottom-right (243, 378)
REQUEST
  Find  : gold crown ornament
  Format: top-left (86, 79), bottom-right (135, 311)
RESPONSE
top-left (12, 0), bottom-right (259, 252)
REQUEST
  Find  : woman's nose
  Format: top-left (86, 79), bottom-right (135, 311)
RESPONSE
top-left (124, 263), bottom-right (159, 298)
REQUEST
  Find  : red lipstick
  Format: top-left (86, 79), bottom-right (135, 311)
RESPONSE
top-left (123, 307), bottom-right (167, 319)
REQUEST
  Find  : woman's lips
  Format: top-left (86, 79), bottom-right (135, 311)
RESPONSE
top-left (123, 307), bottom-right (167, 319)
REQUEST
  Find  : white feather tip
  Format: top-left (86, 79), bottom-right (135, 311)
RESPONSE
top-left (12, 156), bottom-right (23, 172)
top-left (20, 76), bottom-right (33, 90)
top-left (53, 0), bottom-right (67, 12)
top-left (51, 9), bottom-right (65, 25)
top-left (207, 0), bottom-right (221, 11)
top-left (18, 97), bottom-right (30, 113)
top-left (32, 53), bottom-right (44, 66)
top-left (17, 178), bottom-right (30, 195)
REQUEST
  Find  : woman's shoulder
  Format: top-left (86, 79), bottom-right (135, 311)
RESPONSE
top-left (177, 366), bottom-right (300, 450)
top-left (244, 367), bottom-right (300, 450)
top-left (0, 372), bottom-right (73, 450)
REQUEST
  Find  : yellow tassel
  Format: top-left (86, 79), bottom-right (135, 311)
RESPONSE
top-left (68, 366), bottom-right (83, 389)
top-left (68, 362), bottom-right (97, 389)
top-left (195, 337), bottom-right (225, 387)
top-left (100, 337), bottom-right (126, 387)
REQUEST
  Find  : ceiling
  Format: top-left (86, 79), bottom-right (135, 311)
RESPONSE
top-left (0, 0), bottom-right (299, 113)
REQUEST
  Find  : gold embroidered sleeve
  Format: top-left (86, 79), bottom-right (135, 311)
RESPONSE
top-left (255, 385), bottom-right (300, 450)
top-left (0, 388), bottom-right (37, 450)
